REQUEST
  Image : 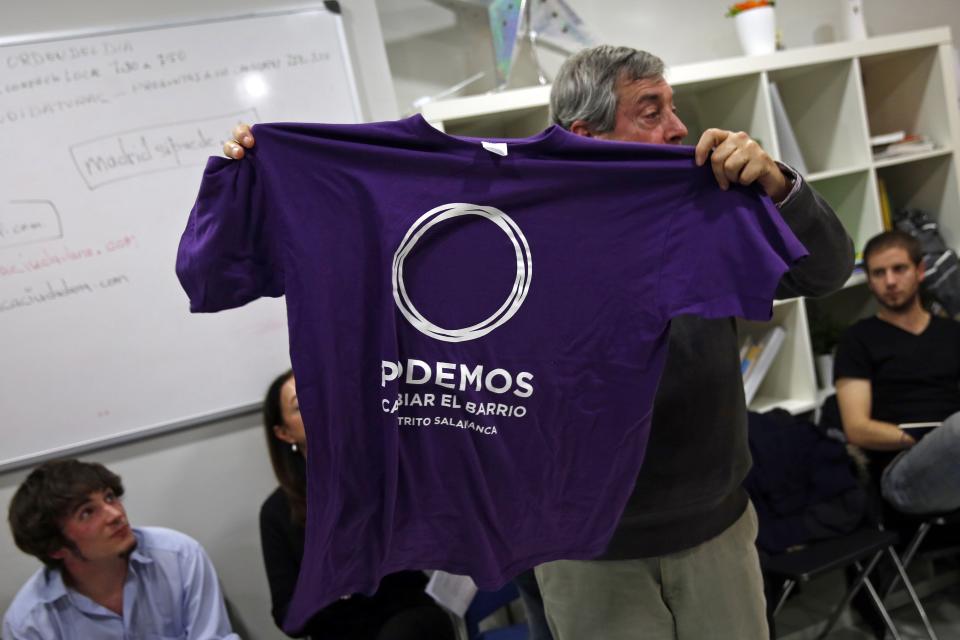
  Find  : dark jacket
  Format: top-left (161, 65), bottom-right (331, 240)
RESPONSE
top-left (600, 173), bottom-right (855, 559)
top-left (744, 409), bottom-right (865, 553)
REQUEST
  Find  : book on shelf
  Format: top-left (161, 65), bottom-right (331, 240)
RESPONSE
top-left (877, 177), bottom-right (893, 231)
top-left (768, 82), bottom-right (808, 174)
top-left (869, 130), bottom-right (906, 146)
top-left (873, 134), bottom-right (936, 159)
top-left (742, 326), bottom-right (786, 405)
top-left (740, 337), bottom-right (749, 374)
top-left (739, 335), bottom-right (757, 378)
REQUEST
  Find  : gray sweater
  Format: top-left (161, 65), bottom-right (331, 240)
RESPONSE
top-left (599, 172), bottom-right (854, 559)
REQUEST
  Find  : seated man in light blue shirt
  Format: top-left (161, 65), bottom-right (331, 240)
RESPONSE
top-left (3, 458), bottom-right (240, 640)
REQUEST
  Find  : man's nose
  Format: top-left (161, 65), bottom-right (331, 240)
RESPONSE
top-left (666, 111), bottom-right (688, 144)
top-left (103, 502), bottom-right (124, 521)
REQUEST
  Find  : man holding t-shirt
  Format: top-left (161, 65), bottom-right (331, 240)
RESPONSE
top-left (223, 45), bottom-right (853, 640)
top-left (835, 230), bottom-right (960, 516)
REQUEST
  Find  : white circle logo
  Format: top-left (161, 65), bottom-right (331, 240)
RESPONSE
top-left (392, 203), bottom-right (533, 342)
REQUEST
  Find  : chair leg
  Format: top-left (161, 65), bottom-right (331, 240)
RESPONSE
top-left (860, 568), bottom-right (903, 640)
top-left (772, 579), bottom-right (796, 617)
top-left (884, 521), bottom-right (934, 599)
top-left (886, 546), bottom-right (940, 640)
top-left (816, 551), bottom-right (892, 640)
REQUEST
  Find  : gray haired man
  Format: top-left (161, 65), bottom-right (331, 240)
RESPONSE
top-left (528, 45), bottom-right (852, 640)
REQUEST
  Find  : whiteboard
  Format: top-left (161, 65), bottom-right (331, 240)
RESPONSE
top-left (0, 6), bottom-right (362, 471)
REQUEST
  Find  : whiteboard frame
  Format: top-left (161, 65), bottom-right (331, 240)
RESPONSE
top-left (0, 3), bottom-right (382, 472)
top-left (0, 404), bottom-right (263, 473)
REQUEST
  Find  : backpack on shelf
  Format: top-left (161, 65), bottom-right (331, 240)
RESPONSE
top-left (893, 208), bottom-right (960, 320)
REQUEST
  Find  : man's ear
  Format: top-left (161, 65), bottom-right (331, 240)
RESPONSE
top-left (49, 547), bottom-right (68, 560)
top-left (272, 424), bottom-right (296, 445)
top-left (918, 260), bottom-right (926, 281)
top-left (569, 120), bottom-right (596, 138)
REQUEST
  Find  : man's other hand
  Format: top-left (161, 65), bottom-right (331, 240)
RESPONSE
top-left (694, 128), bottom-right (790, 202)
top-left (223, 123), bottom-right (255, 159)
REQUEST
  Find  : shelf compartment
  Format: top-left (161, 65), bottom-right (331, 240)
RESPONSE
top-left (738, 298), bottom-right (817, 415)
top-left (767, 59), bottom-right (871, 175)
top-left (860, 46), bottom-right (952, 154)
top-left (671, 73), bottom-right (774, 152)
top-left (876, 154), bottom-right (960, 247)
top-left (808, 169), bottom-right (883, 252)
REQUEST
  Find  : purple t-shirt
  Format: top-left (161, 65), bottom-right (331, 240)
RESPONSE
top-left (176, 115), bottom-right (807, 633)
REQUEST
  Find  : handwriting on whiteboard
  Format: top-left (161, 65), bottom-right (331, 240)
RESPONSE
top-left (0, 274), bottom-right (131, 313)
top-left (0, 234), bottom-right (137, 275)
top-left (69, 110), bottom-right (258, 190)
top-left (0, 200), bottom-right (63, 249)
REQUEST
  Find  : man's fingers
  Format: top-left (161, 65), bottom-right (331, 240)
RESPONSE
top-left (721, 150), bottom-right (751, 187)
top-left (695, 128), bottom-right (729, 166)
top-left (709, 138), bottom-right (739, 190)
top-left (225, 123), bottom-right (254, 159)
top-left (232, 124), bottom-right (253, 146)
top-left (223, 140), bottom-right (245, 159)
top-left (738, 159), bottom-right (765, 186)
top-left (231, 123), bottom-right (255, 147)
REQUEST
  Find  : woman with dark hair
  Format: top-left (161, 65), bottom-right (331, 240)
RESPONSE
top-left (259, 370), bottom-right (455, 640)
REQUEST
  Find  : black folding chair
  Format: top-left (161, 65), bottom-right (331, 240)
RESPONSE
top-left (747, 408), bottom-right (938, 639)
top-left (882, 509), bottom-right (960, 601)
top-left (763, 526), bottom-right (938, 639)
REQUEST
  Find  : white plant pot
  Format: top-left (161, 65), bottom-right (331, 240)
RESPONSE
top-left (734, 6), bottom-right (776, 56)
top-left (841, 0), bottom-right (868, 41)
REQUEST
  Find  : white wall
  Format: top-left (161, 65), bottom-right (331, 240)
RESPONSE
top-left (2, 2), bottom-right (959, 638)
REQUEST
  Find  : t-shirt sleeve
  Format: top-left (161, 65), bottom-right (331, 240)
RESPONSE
top-left (834, 324), bottom-right (874, 381)
top-left (175, 154), bottom-right (284, 312)
top-left (657, 183), bottom-right (808, 324)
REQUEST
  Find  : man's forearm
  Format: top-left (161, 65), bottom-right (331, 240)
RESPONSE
top-left (846, 418), bottom-right (915, 451)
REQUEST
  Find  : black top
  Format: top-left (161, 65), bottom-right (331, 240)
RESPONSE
top-left (600, 175), bottom-right (854, 559)
top-left (834, 314), bottom-right (960, 474)
top-left (835, 315), bottom-right (960, 424)
top-left (259, 487), bottom-right (443, 639)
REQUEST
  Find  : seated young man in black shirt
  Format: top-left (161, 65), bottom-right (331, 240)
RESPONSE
top-left (834, 230), bottom-right (960, 514)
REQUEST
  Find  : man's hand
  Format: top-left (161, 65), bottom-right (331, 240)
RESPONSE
top-left (694, 128), bottom-right (790, 202)
top-left (223, 123), bottom-right (255, 159)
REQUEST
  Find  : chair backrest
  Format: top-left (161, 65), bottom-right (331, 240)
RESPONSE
top-left (464, 582), bottom-right (521, 639)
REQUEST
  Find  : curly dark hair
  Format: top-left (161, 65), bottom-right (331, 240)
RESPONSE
top-left (8, 459), bottom-right (124, 569)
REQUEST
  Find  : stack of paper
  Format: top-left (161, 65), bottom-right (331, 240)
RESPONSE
top-left (872, 132), bottom-right (936, 159)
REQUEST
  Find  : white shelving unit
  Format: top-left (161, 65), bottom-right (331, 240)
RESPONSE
top-left (421, 28), bottom-right (960, 414)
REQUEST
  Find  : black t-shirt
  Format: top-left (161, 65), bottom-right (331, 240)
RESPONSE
top-left (834, 315), bottom-right (960, 425)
